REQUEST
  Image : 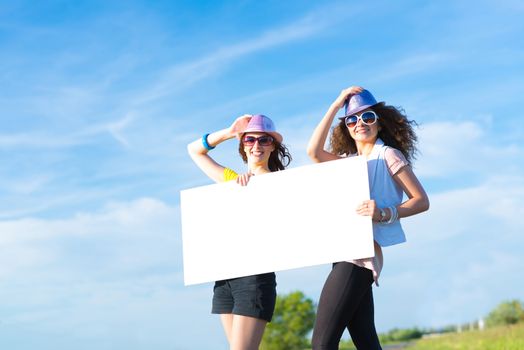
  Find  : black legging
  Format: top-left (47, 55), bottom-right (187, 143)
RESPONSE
top-left (312, 262), bottom-right (382, 350)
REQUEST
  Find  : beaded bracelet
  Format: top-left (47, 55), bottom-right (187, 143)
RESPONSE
top-left (202, 133), bottom-right (215, 151)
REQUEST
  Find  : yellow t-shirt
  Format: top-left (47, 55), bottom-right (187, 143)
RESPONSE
top-left (223, 167), bottom-right (238, 182)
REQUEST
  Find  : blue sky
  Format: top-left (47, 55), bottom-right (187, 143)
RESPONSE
top-left (1, 0), bottom-right (523, 349)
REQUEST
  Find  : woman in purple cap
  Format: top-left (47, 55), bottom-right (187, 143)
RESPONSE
top-left (307, 86), bottom-right (429, 349)
top-left (187, 114), bottom-right (291, 350)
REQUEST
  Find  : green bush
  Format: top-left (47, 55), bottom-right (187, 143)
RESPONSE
top-left (486, 300), bottom-right (524, 327)
top-left (379, 327), bottom-right (423, 342)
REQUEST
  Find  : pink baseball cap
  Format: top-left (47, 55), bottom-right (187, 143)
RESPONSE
top-left (240, 114), bottom-right (283, 143)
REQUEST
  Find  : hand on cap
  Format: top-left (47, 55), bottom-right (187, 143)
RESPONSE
top-left (229, 114), bottom-right (252, 137)
top-left (333, 86), bottom-right (364, 110)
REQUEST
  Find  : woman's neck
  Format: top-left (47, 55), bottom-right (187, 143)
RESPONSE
top-left (248, 163), bottom-right (271, 175)
top-left (355, 139), bottom-right (377, 157)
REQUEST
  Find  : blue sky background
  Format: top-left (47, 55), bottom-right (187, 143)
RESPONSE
top-left (1, 1), bottom-right (523, 349)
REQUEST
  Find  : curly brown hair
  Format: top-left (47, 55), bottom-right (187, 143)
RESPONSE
top-left (330, 103), bottom-right (418, 165)
top-left (238, 135), bottom-right (292, 171)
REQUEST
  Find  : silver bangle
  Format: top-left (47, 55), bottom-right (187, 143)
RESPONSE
top-left (387, 206), bottom-right (398, 224)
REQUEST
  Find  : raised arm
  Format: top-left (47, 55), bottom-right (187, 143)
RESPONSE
top-left (187, 115), bottom-right (251, 183)
top-left (307, 86), bottom-right (363, 163)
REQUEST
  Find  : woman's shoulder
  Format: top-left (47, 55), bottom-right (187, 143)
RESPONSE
top-left (223, 167), bottom-right (238, 181)
top-left (383, 147), bottom-right (409, 175)
top-left (383, 146), bottom-right (404, 158)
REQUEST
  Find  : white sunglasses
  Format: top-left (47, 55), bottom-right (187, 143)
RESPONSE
top-left (344, 111), bottom-right (379, 128)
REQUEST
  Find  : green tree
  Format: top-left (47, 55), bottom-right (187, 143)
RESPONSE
top-left (261, 291), bottom-right (315, 350)
top-left (486, 299), bottom-right (524, 327)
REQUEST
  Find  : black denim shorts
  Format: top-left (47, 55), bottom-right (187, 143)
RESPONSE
top-left (211, 273), bottom-right (277, 322)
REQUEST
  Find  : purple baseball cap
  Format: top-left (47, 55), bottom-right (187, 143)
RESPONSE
top-left (240, 114), bottom-right (283, 143)
top-left (338, 89), bottom-right (382, 120)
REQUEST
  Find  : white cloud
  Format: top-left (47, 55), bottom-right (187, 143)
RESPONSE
top-left (0, 113), bottom-right (136, 150)
top-left (411, 177), bottom-right (523, 241)
top-left (416, 120), bottom-right (524, 178)
top-left (132, 17), bottom-right (327, 106)
top-left (1, 174), bottom-right (53, 195)
top-left (370, 52), bottom-right (456, 84)
top-left (0, 197), bottom-right (220, 347)
top-left (0, 198), bottom-right (180, 277)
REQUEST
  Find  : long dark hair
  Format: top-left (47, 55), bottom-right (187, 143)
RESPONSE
top-left (330, 103), bottom-right (418, 165)
top-left (238, 135), bottom-right (292, 171)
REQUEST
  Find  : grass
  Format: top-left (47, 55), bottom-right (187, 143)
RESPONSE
top-left (406, 323), bottom-right (524, 350)
top-left (335, 323), bottom-right (524, 350)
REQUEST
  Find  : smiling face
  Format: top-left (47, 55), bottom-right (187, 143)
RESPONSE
top-left (346, 108), bottom-right (380, 144)
top-left (241, 132), bottom-right (275, 167)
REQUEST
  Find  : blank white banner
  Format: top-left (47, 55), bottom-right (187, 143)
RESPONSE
top-left (180, 156), bottom-right (374, 285)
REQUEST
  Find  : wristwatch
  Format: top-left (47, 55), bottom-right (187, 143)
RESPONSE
top-left (379, 208), bottom-right (386, 222)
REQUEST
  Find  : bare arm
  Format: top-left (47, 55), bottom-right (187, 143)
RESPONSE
top-left (307, 86), bottom-right (363, 163)
top-left (187, 115), bottom-right (251, 183)
top-left (393, 166), bottom-right (430, 218)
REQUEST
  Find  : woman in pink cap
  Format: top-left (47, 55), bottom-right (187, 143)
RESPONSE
top-left (307, 86), bottom-right (429, 349)
top-left (187, 114), bottom-right (291, 350)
